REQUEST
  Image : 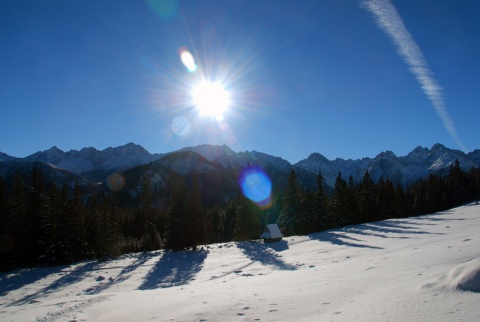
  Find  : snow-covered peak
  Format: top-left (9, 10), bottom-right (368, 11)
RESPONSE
top-left (296, 144), bottom-right (480, 188)
top-left (22, 143), bottom-right (163, 177)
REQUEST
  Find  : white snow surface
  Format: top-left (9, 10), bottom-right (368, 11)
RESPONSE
top-left (1, 204), bottom-right (480, 321)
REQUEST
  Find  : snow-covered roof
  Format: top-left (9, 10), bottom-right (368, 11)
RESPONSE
top-left (260, 224), bottom-right (283, 239)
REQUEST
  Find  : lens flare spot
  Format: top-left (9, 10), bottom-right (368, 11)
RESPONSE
top-left (107, 173), bottom-right (125, 192)
top-left (238, 166), bottom-right (272, 208)
top-left (179, 47), bottom-right (197, 73)
top-left (171, 116), bottom-right (192, 137)
top-left (148, 0), bottom-right (179, 21)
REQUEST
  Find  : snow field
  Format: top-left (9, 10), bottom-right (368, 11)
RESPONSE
top-left (1, 203), bottom-right (480, 321)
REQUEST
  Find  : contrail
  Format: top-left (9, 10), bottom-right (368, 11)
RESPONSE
top-left (362, 0), bottom-right (467, 152)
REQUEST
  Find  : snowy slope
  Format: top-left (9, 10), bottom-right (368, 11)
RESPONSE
top-left (1, 203), bottom-right (480, 321)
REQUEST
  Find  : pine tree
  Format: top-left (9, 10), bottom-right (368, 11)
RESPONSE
top-left (376, 177), bottom-right (395, 220)
top-left (393, 184), bottom-right (408, 218)
top-left (412, 179), bottom-right (426, 215)
top-left (85, 189), bottom-right (101, 257)
top-left (184, 174), bottom-right (205, 250)
top-left (233, 195), bottom-right (260, 241)
top-left (278, 169), bottom-right (302, 235)
top-left (313, 171), bottom-right (328, 231)
top-left (300, 187), bottom-right (315, 234)
top-left (165, 180), bottom-right (187, 250)
top-left (139, 174), bottom-right (161, 251)
top-left (358, 170), bottom-right (376, 222)
top-left (448, 159), bottom-right (467, 207)
top-left (223, 200), bottom-right (237, 242)
top-left (26, 164), bottom-right (44, 262)
top-left (344, 175), bottom-right (358, 225)
top-left (69, 178), bottom-right (86, 261)
top-left (328, 172), bottom-right (349, 228)
top-left (0, 176), bottom-right (15, 270)
top-left (425, 174), bottom-right (442, 213)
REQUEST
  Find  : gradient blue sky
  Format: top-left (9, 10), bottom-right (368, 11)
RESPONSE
top-left (1, 0), bottom-right (479, 163)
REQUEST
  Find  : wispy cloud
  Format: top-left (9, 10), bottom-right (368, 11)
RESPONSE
top-left (362, 0), bottom-right (467, 152)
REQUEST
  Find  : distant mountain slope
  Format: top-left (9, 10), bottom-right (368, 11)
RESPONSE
top-left (1, 143), bottom-right (479, 190)
top-left (0, 161), bottom-right (95, 190)
top-left (295, 143), bottom-right (480, 187)
top-left (0, 152), bottom-right (19, 162)
top-left (21, 143), bottom-right (164, 180)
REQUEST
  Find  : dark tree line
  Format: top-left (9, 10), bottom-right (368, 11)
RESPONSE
top-left (0, 166), bottom-right (121, 270)
top-left (277, 160), bottom-right (480, 236)
top-left (1, 160), bottom-right (479, 271)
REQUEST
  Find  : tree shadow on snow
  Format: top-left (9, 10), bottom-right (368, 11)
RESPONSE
top-left (138, 249), bottom-right (208, 290)
top-left (411, 212), bottom-right (466, 222)
top-left (85, 252), bottom-right (158, 295)
top-left (237, 241), bottom-right (297, 271)
top-left (8, 261), bottom-right (104, 306)
top-left (354, 221), bottom-right (444, 237)
top-left (309, 230), bottom-right (383, 249)
top-left (263, 239), bottom-right (289, 252)
top-left (0, 265), bottom-right (65, 297)
top-left (365, 220), bottom-right (445, 235)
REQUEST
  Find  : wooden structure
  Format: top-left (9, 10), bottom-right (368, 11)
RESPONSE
top-left (260, 224), bottom-right (283, 243)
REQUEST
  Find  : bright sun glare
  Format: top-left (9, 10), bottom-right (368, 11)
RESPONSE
top-left (192, 81), bottom-right (230, 121)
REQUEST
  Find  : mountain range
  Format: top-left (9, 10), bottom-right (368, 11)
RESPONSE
top-left (1, 143), bottom-right (479, 197)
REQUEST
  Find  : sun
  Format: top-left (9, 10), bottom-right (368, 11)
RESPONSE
top-left (192, 81), bottom-right (230, 121)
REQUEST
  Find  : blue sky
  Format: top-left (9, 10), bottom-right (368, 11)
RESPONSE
top-left (1, 0), bottom-right (479, 163)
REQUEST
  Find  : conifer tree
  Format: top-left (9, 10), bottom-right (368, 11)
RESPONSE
top-left (26, 165), bottom-right (44, 262)
top-left (329, 172), bottom-right (349, 228)
top-left (376, 177), bottom-right (395, 220)
top-left (448, 159), bottom-right (467, 206)
top-left (313, 171), bottom-right (328, 231)
top-left (139, 174), bottom-right (161, 251)
top-left (184, 174), bottom-right (205, 250)
top-left (412, 179), bottom-right (426, 215)
top-left (223, 200), bottom-right (237, 241)
top-left (233, 195), bottom-right (260, 241)
top-left (0, 177), bottom-right (9, 236)
top-left (391, 184), bottom-right (407, 218)
top-left (299, 187), bottom-right (315, 234)
top-left (425, 174), bottom-right (442, 213)
top-left (165, 180), bottom-right (187, 250)
top-left (358, 170), bottom-right (376, 222)
top-left (278, 169), bottom-right (302, 235)
top-left (344, 175), bottom-right (358, 225)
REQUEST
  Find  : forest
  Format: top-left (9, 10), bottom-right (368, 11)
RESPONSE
top-left (1, 160), bottom-right (479, 271)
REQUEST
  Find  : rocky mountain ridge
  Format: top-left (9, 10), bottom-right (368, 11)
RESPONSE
top-left (1, 143), bottom-right (479, 189)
